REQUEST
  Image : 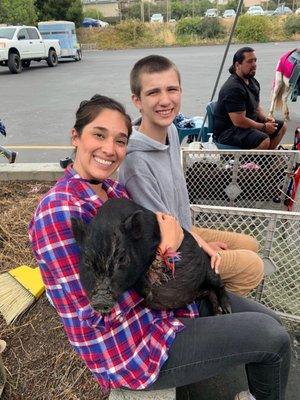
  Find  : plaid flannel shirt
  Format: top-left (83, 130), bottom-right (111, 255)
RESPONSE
top-left (29, 166), bottom-right (199, 391)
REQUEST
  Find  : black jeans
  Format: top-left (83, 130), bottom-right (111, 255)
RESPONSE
top-left (148, 292), bottom-right (291, 400)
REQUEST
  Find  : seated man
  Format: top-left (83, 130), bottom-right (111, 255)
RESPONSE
top-left (213, 47), bottom-right (287, 149)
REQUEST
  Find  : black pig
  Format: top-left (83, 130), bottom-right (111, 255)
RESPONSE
top-left (71, 198), bottom-right (230, 314)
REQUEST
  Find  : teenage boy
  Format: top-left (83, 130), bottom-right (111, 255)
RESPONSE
top-left (118, 55), bottom-right (264, 295)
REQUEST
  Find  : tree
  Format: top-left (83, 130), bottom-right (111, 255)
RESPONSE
top-left (66, 0), bottom-right (84, 26)
top-left (0, 0), bottom-right (37, 25)
top-left (83, 8), bottom-right (104, 20)
top-left (36, 0), bottom-right (83, 26)
top-left (0, 1), bottom-right (9, 24)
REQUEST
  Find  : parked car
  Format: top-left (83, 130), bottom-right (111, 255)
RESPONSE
top-left (82, 18), bottom-right (100, 28)
top-left (205, 9), bottom-right (219, 18)
top-left (272, 6), bottom-right (293, 15)
top-left (150, 13), bottom-right (164, 23)
top-left (97, 20), bottom-right (109, 28)
top-left (168, 18), bottom-right (177, 23)
top-left (223, 9), bottom-right (236, 18)
top-left (38, 21), bottom-right (82, 61)
top-left (295, 8), bottom-right (300, 14)
top-left (0, 25), bottom-right (61, 73)
top-left (246, 5), bottom-right (264, 16)
top-left (264, 10), bottom-right (275, 16)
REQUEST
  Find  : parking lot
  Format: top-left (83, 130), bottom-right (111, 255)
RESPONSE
top-left (1, 41), bottom-right (299, 162)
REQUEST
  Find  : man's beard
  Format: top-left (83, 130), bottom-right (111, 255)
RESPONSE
top-left (244, 70), bottom-right (256, 79)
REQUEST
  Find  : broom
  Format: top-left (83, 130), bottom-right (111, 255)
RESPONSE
top-left (0, 265), bottom-right (45, 325)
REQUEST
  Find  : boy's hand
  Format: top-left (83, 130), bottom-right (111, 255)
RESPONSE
top-left (208, 241), bottom-right (228, 251)
top-left (156, 212), bottom-right (184, 253)
top-left (210, 252), bottom-right (222, 273)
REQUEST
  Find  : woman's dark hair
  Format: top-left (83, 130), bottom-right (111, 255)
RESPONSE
top-left (73, 94), bottom-right (132, 137)
top-left (229, 47), bottom-right (255, 74)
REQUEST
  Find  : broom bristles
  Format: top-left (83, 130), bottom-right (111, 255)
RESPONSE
top-left (0, 273), bottom-right (35, 325)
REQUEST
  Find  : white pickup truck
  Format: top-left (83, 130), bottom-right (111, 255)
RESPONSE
top-left (0, 25), bottom-right (61, 74)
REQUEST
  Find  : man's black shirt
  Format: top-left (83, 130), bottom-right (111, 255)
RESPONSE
top-left (213, 74), bottom-right (261, 138)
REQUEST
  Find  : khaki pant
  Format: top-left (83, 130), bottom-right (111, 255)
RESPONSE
top-left (191, 227), bottom-right (264, 296)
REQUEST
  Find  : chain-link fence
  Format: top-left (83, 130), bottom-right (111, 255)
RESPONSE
top-left (191, 205), bottom-right (300, 332)
top-left (182, 149), bottom-right (299, 211)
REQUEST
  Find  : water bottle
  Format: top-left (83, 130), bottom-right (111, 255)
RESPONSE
top-left (201, 133), bottom-right (220, 163)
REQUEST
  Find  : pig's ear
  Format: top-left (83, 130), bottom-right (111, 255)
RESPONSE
top-left (71, 217), bottom-right (87, 247)
top-left (121, 210), bottom-right (144, 240)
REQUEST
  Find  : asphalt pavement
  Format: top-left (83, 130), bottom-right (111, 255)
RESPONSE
top-left (1, 41), bottom-right (299, 163)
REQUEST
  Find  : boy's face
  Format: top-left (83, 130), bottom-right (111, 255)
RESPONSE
top-left (132, 68), bottom-right (181, 132)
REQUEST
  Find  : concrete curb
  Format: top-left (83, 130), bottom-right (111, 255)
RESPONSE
top-left (0, 163), bottom-right (64, 181)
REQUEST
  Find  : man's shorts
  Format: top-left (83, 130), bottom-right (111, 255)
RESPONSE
top-left (217, 119), bottom-right (284, 149)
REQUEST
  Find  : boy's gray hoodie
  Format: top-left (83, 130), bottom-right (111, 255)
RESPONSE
top-left (118, 122), bottom-right (192, 231)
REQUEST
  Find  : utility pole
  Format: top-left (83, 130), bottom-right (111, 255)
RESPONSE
top-left (118, 1), bottom-right (122, 22)
top-left (192, 0), bottom-right (195, 18)
top-left (141, 0), bottom-right (145, 22)
top-left (166, 0), bottom-right (170, 22)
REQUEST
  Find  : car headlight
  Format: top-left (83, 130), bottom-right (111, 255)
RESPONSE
top-left (0, 43), bottom-right (6, 49)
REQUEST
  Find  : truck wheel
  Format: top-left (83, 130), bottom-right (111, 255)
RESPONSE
top-left (74, 49), bottom-right (82, 61)
top-left (22, 60), bottom-right (31, 68)
top-left (8, 53), bottom-right (22, 74)
top-left (47, 49), bottom-right (58, 67)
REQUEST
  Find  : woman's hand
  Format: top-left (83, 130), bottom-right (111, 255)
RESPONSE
top-left (156, 212), bottom-right (184, 253)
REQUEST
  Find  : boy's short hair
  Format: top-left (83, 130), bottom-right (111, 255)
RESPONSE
top-left (130, 55), bottom-right (181, 97)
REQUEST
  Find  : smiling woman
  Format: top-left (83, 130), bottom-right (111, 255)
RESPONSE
top-left (28, 93), bottom-right (185, 394)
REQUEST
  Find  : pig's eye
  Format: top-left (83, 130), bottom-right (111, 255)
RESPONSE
top-left (119, 254), bottom-right (127, 265)
top-left (117, 250), bottom-right (129, 268)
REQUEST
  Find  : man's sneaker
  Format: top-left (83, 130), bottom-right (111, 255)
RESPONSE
top-left (9, 151), bottom-right (17, 164)
top-left (234, 391), bottom-right (256, 400)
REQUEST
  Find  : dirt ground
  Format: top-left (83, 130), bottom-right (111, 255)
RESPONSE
top-left (0, 181), bottom-right (106, 400)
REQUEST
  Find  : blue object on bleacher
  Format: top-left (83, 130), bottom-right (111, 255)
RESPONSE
top-left (174, 113), bottom-right (209, 143)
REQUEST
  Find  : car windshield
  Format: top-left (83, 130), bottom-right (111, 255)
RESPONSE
top-left (0, 27), bottom-right (16, 39)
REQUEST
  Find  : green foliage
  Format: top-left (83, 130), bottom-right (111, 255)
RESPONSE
top-left (283, 15), bottom-right (300, 37)
top-left (83, 8), bottom-right (104, 21)
top-left (121, 0), bottom-right (213, 22)
top-left (0, 0), bottom-right (37, 25)
top-left (171, 0), bottom-right (212, 19)
top-left (235, 14), bottom-right (271, 43)
top-left (176, 16), bottom-right (225, 39)
top-left (36, 0), bottom-right (83, 27)
top-left (66, 0), bottom-right (84, 26)
top-left (115, 20), bottom-right (148, 45)
top-left (176, 17), bottom-right (201, 35)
